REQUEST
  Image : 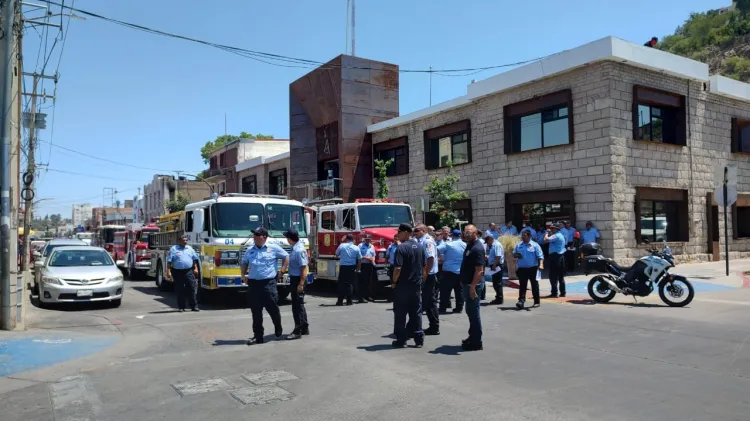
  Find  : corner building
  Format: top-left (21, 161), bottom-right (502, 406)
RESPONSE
top-left (367, 36), bottom-right (750, 264)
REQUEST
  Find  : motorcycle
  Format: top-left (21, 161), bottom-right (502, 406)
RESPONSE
top-left (584, 244), bottom-right (694, 307)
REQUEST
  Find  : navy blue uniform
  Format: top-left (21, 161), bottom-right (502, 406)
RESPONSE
top-left (393, 239), bottom-right (425, 346)
top-left (461, 240), bottom-right (486, 347)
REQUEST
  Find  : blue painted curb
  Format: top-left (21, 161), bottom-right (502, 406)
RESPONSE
top-left (0, 334), bottom-right (118, 377)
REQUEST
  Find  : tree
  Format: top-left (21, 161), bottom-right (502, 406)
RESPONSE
top-left (738, 0), bottom-right (750, 15)
top-left (373, 158), bottom-right (393, 199)
top-left (164, 194), bottom-right (190, 213)
top-left (423, 162), bottom-right (469, 228)
top-left (200, 131), bottom-right (275, 164)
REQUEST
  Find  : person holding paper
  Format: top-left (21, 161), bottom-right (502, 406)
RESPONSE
top-left (485, 234), bottom-right (504, 305)
top-left (514, 230), bottom-right (544, 309)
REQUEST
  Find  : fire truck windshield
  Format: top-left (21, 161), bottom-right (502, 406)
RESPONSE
top-left (266, 204), bottom-right (307, 237)
top-left (212, 203), bottom-right (265, 238)
top-left (358, 205), bottom-right (412, 228)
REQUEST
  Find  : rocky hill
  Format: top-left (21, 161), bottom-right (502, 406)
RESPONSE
top-left (659, 3), bottom-right (750, 81)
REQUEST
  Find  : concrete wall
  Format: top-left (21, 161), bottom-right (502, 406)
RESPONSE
top-left (371, 61), bottom-right (750, 263)
top-left (236, 157), bottom-right (290, 195)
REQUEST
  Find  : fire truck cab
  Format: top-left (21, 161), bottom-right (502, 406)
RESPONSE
top-left (312, 199), bottom-right (413, 286)
top-left (116, 223), bottom-right (160, 279)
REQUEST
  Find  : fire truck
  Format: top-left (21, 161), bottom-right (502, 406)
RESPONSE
top-left (113, 223), bottom-right (160, 279)
top-left (310, 199), bottom-right (413, 292)
top-left (95, 225), bottom-right (125, 259)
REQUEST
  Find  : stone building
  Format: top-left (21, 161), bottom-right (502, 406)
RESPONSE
top-left (367, 36), bottom-right (750, 263)
top-left (235, 151), bottom-right (290, 195)
top-left (142, 175), bottom-right (211, 221)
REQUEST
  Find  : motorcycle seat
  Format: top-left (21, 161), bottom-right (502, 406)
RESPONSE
top-left (608, 259), bottom-right (633, 273)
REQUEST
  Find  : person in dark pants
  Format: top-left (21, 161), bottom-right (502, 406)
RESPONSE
top-left (437, 229), bottom-right (465, 314)
top-left (335, 234), bottom-right (362, 306)
top-left (544, 223), bottom-right (567, 298)
top-left (562, 220), bottom-right (577, 273)
top-left (241, 227), bottom-right (289, 345)
top-left (167, 234), bottom-right (200, 312)
top-left (386, 235), bottom-right (400, 303)
top-left (414, 224), bottom-right (439, 335)
top-left (460, 224), bottom-right (485, 351)
top-left (485, 234), bottom-right (504, 305)
top-left (358, 236), bottom-right (376, 303)
top-left (513, 230), bottom-right (544, 309)
top-left (392, 223), bottom-right (425, 348)
top-left (285, 228), bottom-right (309, 340)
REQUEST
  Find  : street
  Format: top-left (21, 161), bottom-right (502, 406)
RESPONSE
top-left (1, 260), bottom-right (750, 420)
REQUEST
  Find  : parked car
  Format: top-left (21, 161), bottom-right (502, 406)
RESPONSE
top-left (37, 246), bottom-right (124, 308)
top-left (32, 238), bottom-right (88, 294)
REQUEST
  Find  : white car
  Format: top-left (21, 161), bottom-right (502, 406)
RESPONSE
top-left (37, 246), bottom-right (124, 308)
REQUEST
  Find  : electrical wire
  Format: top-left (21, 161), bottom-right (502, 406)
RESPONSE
top-left (42, 167), bottom-right (147, 182)
top-left (44, 0), bottom-right (552, 75)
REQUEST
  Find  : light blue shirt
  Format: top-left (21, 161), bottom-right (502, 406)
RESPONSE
top-left (546, 232), bottom-right (566, 255)
top-left (535, 230), bottom-right (546, 243)
top-left (242, 243), bottom-right (289, 280)
top-left (422, 236), bottom-right (439, 275)
top-left (484, 229), bottom-right (499, 240)
top-left (336, 242), bottom-right (362, 266)
top-left (514, 241), bottom-right (544, 268)
top-left (437, 239), bottom-right (465, 274)
top-left (561, 226), bottom-right (576, 244)
top-left (581, 228), bottom-right (601, 244)
top-left (500, 225), bottom-right (518, 236)
top-left (167, 245), bottom-right (199, 270)
top-left (386, 243), bottom-right (398, 265)
top-left (487, 241), bottom-right (504, 266)
top-left (288, 242), bottom-right (308, 277)
top-left (359, 242), bottom-right (376, 265)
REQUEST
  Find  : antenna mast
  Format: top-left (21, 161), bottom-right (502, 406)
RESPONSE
top-left (351, 0), bottom-right (356, 56)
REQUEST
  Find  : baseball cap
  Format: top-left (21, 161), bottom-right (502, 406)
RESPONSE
top-left (398, 223), bottom-right (413, 233)
top-left (550, 223), bottom-right (562, 230)
top-left (451, 229), bottom-right (461, 237)
top-left (282, 228), bottom-right (299, 242)
top-left (252, 226), bottom-right (269, 236)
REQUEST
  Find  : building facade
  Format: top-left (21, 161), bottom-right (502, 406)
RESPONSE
top-left (143, 175), bottom-right (211, 221)
top-left (368, 36), bottom-right (750, 264)
top-left (204, 138), bottom-right (290, 195)
top-left (235, 151), bottom-right (290, 195)
top-left (71, 203), bottom-right (93, 227)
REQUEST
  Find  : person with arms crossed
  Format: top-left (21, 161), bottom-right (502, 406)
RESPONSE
top-left (460, 225), bottom-right (485, 351)
top-left (513, 230), bottom-right (544, 309)
top-left (241, 227), bottom-right (289, 345)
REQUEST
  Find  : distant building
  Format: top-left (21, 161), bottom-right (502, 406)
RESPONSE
top-left (132, 195), bottom-right (145, 224)
top-left (143, 175), bottom-right (212, 221)
top-left (203, 138), bottom-right (290, 195)
top-left (235, 151), bottom-right (291, 195)
top-left (71, 203), bottom-right (93, 227)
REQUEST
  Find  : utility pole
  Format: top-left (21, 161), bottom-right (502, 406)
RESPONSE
top-left (20, 74), bottom-right (38, 271)
top-left (1, 0), bottom-right (18, 331)
top-left (351, 0), bottom-right (356, 57)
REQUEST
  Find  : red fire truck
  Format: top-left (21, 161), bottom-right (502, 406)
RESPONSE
top-left (114, 223), bottom-right (160, 279)
top-left (310, 199), bottom-right (413, 292)
top-left (96, 225), bottom-right (126, 259)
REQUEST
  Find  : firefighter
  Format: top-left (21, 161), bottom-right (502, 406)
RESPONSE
top-left (335, 234), bottom-right (362, 306)
top-left (358, 236), bottom-right (376, 303)
top-left (392, 223), bottom-right (425, 348)
top-left (166, 234), bottom-right (200, 312)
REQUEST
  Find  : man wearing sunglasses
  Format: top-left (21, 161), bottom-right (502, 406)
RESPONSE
top-left (241, 226), bottom-right (289, 345)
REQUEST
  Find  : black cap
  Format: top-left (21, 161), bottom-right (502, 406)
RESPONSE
top-left (283, 228), bottom-right (299, 242)
top-left (398, 223), bottom-right (413, 233)
top-left (252, 226), bottom-right (269, 236)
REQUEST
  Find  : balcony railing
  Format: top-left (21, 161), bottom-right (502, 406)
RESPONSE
top-left (288, 178), bottom-right (343, 204)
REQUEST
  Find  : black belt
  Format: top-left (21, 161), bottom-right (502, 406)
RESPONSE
top-left (173, 268), bottom-right (192, 272)
top-left (249, 277), bottom-right (275, 282)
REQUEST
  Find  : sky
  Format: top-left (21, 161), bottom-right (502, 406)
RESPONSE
top-left (25, 0), bottom-right (729, 219)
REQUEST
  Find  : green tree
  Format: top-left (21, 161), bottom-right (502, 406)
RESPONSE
top-left (164, 194), bottom-right (190, 213)
top-left (200, 131), bottom-right (275, 164)
top-left (738, 0), bottom-right (750, 14)
top-left (373, 158), bottom-right (393, 199)
top-left (423, 162), bottom-right (469, 228)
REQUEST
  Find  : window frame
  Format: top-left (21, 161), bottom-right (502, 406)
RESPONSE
top-left (731, 117), bottom-right (750, 154)
top-left (373, 136), bottom-right (409, 176)
top-left (320, 210), bottom-right (335, 231)
top-left (423, 120), bottom-right (472, 170)
top-left (241, 175), bottom-right (257, 194)
top-left (504, 89), bottom-right (574, 154)
top-left (632, 85), bottom-right (687, 146)
top-left (269, 169), bottom-right (287, 196)
top-left (731, 194), bottom-right (750, 239)
top-left (634, 187), bottom-right (689, 244)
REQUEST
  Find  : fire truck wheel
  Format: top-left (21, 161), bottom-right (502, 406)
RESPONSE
top-left (156, 261), bottom-right (172, 292)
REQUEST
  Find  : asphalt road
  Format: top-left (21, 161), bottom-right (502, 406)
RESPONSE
top-left (2, 274), bottom-right (750, 420)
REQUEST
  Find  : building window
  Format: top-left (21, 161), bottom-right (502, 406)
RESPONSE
top-left (505, 89), bottom-right (573, 154)
top-left (374, 137), bottom-right (408, 176)
top-left (321, 210), bottom-right (335, 231)
top-left (219, 153), bottom-right (226, 168)
top-left (269, 169), bottom-right (287, 195)
top-left (424, 120), bottom-right (471, 169)
top-left (218, 182), bottom-right (226, 195)
top-left (241, 175), bottom-right (257, 194)
top-left (731, 118), bottom-right (750, 154)
top-left (633, 85), bottom-right (686, 146)
top-left (732, 195), bottom-right (750, 239)
top-left (635, 188), bottom-right (689, 243)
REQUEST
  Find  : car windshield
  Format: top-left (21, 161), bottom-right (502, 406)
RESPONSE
top-left (266, 204), bottom-right (307, 237)
top-left (212, 203), bottom-right (265, 238)
top-left (140, 231), bottom-right (157, 243)
top-left (44, 243), bottom-right (83, 256)
top-left (49, 249), bottom-right (114, 267)
top-left (358, 205), bottom-right (412, 228)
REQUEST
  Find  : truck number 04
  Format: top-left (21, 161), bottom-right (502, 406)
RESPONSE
top-left (224, 239), bottom-right (235, 245)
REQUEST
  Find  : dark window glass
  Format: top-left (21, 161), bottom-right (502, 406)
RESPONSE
top-left (241, 176), bottom-right (257, 194)
top-left (737, 207), bottom-right (750, 238)
top-left (741, 123), bottom-right (750, 153)
top-left (269, 169), bottom-right (287, 195)
top-left (321, 211), bottom-right (335, 231)
top-left (426, 131), bottom-right (470, 169)
top-left (342, 208), bottom-right (357, 230)
top-left (639, 199), bottom-right (684, 243)
top-left (374, 146), bottom-right (408, 176)
top-left (636, 104), bottom-right (680, 144)
top-left (510, 105), bottom-right (570, 152)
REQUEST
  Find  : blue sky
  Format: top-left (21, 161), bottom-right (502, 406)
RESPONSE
top-left (27, 0), bottom-right (727, 218)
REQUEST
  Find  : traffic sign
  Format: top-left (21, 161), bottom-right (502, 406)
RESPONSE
top-left (714, 164), bottom-right (738, 207)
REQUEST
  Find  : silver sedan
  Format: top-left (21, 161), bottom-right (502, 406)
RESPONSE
top-left (38, 246), bottom-right (124, 307)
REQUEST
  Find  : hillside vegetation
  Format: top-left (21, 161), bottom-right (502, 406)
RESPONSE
top-left (659, 2), bottom-right (750, 81)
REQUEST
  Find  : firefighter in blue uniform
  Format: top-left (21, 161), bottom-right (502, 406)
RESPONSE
top-left (285, 228), bottom-right (309, 340)
top-left (167, 234), bottom-right (201, 312)
top-left (414, 224), bottom-right (439, 335)
top-left (335, 234), bottom-right (362, 306)
top-left (391, 223), bottom-right (425, 348)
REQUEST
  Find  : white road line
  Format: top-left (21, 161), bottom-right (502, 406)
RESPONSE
top-left (50, 375), bottom-right (105, 421)
top-left (695, 298), bottom-right (750, 306)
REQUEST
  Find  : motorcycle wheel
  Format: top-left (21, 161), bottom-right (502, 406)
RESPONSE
top-left (658, 278), bottom-right (694, 307)
top-left (587, 276), bottom-right (617, 303)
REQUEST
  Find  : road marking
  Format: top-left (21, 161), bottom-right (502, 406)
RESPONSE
top-left (171, 378), bottom-right (233, 396)
top-left (695, 298), bottom-right (750, 306)
top-left (136, 315), bottom-right (145, 319)
top-left (33, 338), bottom-right (72, 344)
top-left (50, 375), bottom-right (105, 421)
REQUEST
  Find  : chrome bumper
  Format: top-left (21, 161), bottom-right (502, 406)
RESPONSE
top-left (40, 281), bottom-right (124, 303)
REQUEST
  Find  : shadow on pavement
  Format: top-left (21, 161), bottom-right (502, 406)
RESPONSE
top-left (131, 286), bottom-right (260, 310)
top-left (429, 345), bottom-right (464, 356)
top-left (29, 295), bottom-right (119, 312)
top-left (357, 344), bottom-right (397, 352)
top-left (566, 298), bottom-right (667, 308)
top-left (212, 339), bottom-right (248, 346)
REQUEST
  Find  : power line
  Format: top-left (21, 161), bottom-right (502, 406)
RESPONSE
top-left (45, 1), bottom-right (552, 75)
top-left (42, 167), bottom-right (147, 182)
